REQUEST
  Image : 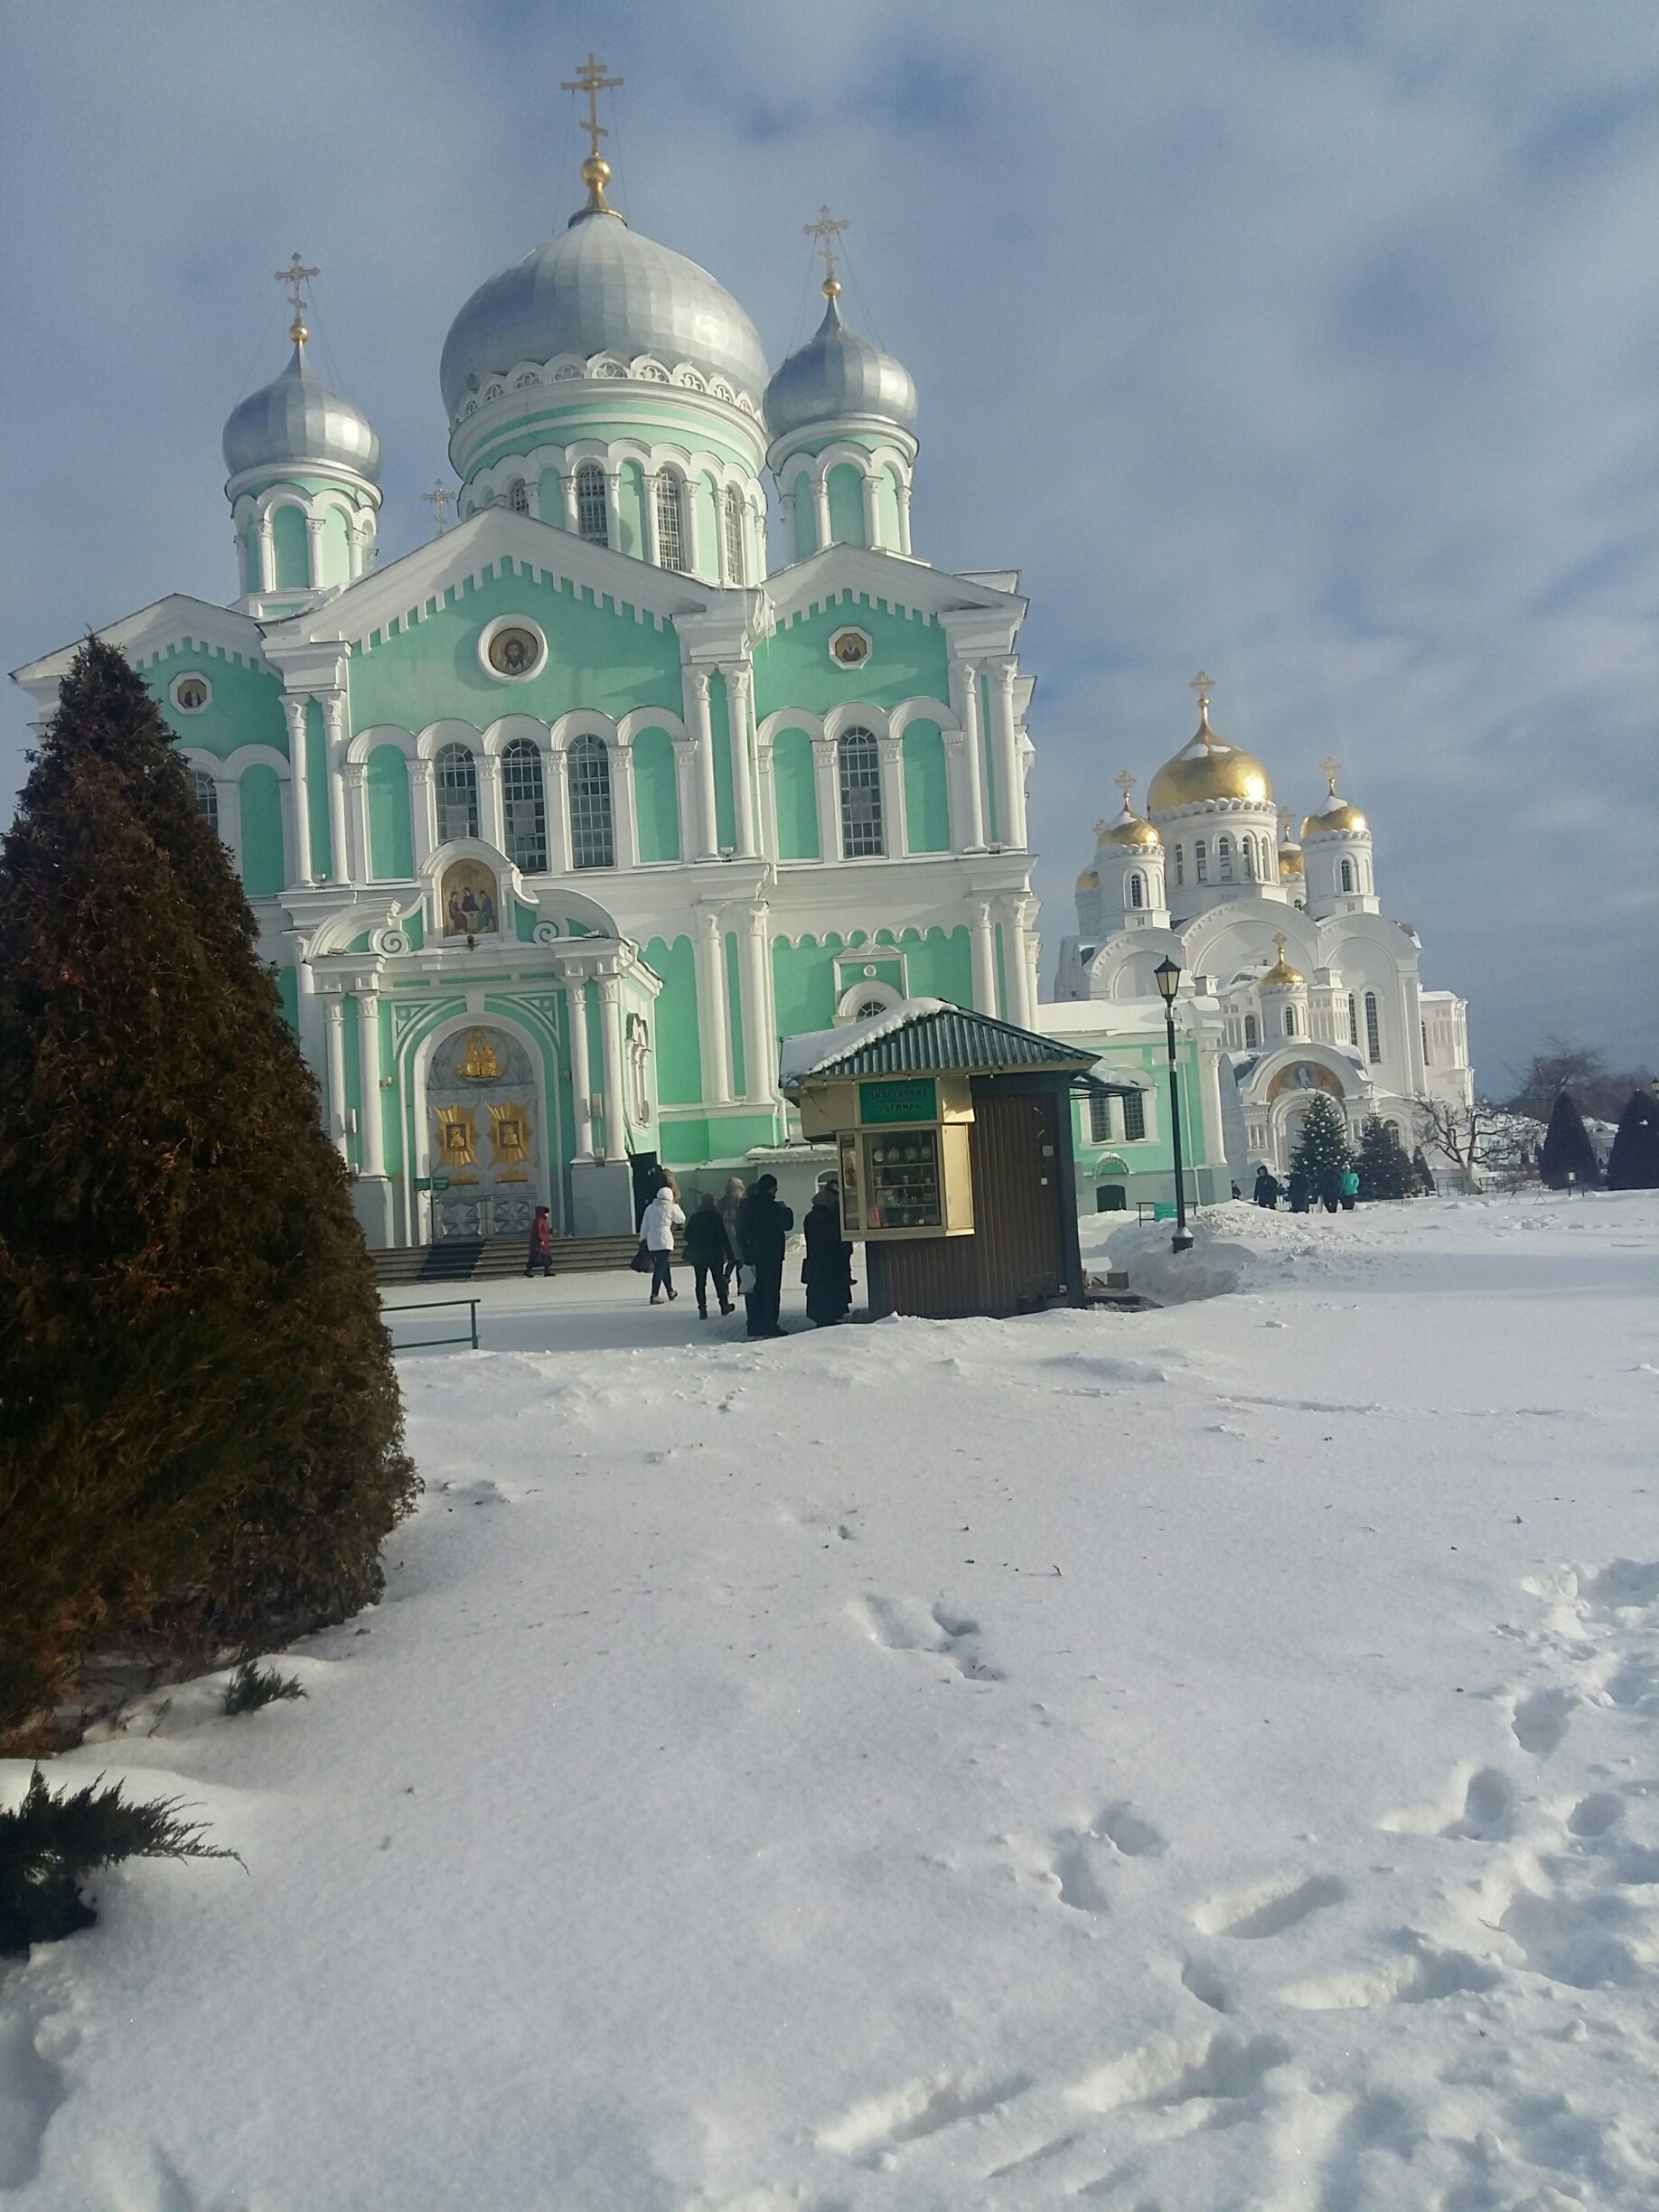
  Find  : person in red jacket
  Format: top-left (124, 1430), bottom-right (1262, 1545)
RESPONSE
top-left (525, 1205), bottom-right (554, 1278)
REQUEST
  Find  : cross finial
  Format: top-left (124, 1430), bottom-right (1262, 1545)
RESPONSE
top-left (1321, 755), bottom-right (1341, 796)
top-left (562, 53), bottom-right (624, 214)
top-left (805, 205), bottom-right (848, 300)
top-left (421, 480), bottom-right (455, 537)
top-left (276, 253), bottom-right (319, 343)
top-left (1189, 670), bottom-right (1216, 737)
top-left (1114, 769), bottom-right (1137, 810)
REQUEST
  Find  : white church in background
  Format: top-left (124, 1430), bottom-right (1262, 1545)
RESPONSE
top-left (1053, 675), bottom-right (1473, 1176)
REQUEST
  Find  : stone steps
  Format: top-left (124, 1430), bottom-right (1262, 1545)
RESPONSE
top-left (372, 1233), bottom-right (661, 1287)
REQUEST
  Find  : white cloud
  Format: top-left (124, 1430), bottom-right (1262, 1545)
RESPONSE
top-left (2, 0), bottom-right (1654, 1078)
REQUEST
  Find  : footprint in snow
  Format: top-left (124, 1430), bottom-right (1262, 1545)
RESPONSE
top-left (1511, 1685), bottom-right (1575, 1756)
top-left (818, 2069), bottom-right (1033, 2165)
top-left (1191, 1870), bottom-right (1345, 1939)
top-left (850, 1596), bottom-right (1001, 1680)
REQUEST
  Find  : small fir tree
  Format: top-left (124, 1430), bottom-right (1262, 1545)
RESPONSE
top-left (1355, 1116), bottom-right (1410, 1199)
top-left (0, 639), bottom-right (417, 1741)
top-left (1287, 1094), bottom-right (1353, 1193)
top-left (1606, 1089), bottom-right (1659, 1191)
top-left (1409, 1146), bottom-right (1439, 1196)
top-left (1538, 1091), bottom-right (1599, 1190)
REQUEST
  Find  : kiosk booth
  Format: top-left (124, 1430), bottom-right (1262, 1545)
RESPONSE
top-left (782, 1001), bottom-right (1133, 1320)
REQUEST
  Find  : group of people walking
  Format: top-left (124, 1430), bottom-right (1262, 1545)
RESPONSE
top-left (637, 1170), bottom-right (855, 1338)
top-left (1252, 1161), bottom-right (1360, 1214)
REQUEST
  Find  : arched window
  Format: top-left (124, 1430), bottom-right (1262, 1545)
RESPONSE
top-left (838, 726), bottom-right (884, 858)
top-left (855, 997), bottom-right (888, 1020)
top-left (723, 485), bottom-right (746, 585)
top-left (1284, 1005), bottom-right (1298, 1037)
top-left (654, 473), bottom-right (686, 571)
top-left (1243, 1013), bottom-right (1259, 1049)
top-left (1129, 872), bottom-right (1145, 909)
top-left (1340, 858), bottom-right (1354, 893)
top-left (1421, 1019), bottom-right (1430, 1064)
top-left (1195, 839), bottom-right (1208, 882)
top-left (1347, 992), bottom-right (1359, 1046)
top-left (1217, 834), bottom-right (1233, 882)
top-left (575, 463), bottom-right (609, 545)
top-left (1364, 991), bottom-right (1382, 1064)
top-left (506, 478), bottom-right (530, 516)
top-left (435, 744), bottom-right (479, 842)
top-left (1121, 1089), bottom-right (1147, 1140)
top-left (567, 736), bottom-right (614, 868)
top-left (1242, 835), bottom-right (1257, 882)
top-left (501, 740), bottom-right (547, 873)
top-left (1174, 845), bottom-right (1186, 887)
top-left (192, 770), bottom-right (219, 835)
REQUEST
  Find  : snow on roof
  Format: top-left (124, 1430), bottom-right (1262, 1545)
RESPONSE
top-left (778, 999), bottom-right (947, 1087)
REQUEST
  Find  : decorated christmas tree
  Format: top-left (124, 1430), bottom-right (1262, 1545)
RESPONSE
top-left (0, 640), bottom-right (417, 1743)
top-left (1606, 1088), bottom-right (1659, 1191)
top-left (1355, 1115), bottom-right (1410, 1199)
top-left (1287, 1093), bottom-right (1354, 1193)
top-left (1538, 1091), bottom-right (1599, 1190)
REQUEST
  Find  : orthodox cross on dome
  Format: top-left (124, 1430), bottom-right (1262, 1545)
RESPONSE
top-left (276, 254), bottom-right (319, 344)
top-left (1114, 768), bottom-right (1137, 811)
top-left (805, 204), bottom-right (848, 300)
top-left (1320, 755), bottom-right (1342, 796)
top-left (421, 480), bottom-right (455, 538)
top-left (562, 53), bottom-right (623, 214)
top-left (1189, 670), bottom-right (1217, 740)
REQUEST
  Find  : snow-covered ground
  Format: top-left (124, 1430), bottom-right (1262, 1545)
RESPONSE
top-left (4, 1192), bottom-right (1658, 2211)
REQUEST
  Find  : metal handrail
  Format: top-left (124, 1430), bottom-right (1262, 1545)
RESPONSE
top-left (382, 1298), bottom-right (481, 1353)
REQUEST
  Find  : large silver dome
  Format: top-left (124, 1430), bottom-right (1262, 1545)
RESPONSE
top-left (764, 295), bottom-right (917, 443)
top-left (222, 342), bottom-right (380, 483)
top-left (439, 210), bottom-right (768, 420)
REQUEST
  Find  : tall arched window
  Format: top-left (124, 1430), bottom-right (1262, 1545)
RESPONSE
top-left (1340, 858), bottom-right (1354, 893)
top-left (1174, 845), bottom-right (1185, 887)
top-left (435, 744), bottom-right (479, 842)
top-left (567, 735), bottom-right (614, 868)
top-left (1243, 1013), bottom-right (1259, 1048)
top-left (838, 726), bottom-right (884, 858)
top-left (723, 485), bottom-right (745, 584)
top-left (1242, 836), bottom-right (1257, 882)
top-left (654, 473), bottom-right (686, 571)
top-left (575, 463), bottom-right (609, 546)
top-left (192, 770), bottom-right (219, 836)
top-left (506, 477), bottom-right (530, 515)
top-left (1347, 993), bottom-right (1359, 1046)
top-left (1284, 1005), bottom-right (1298, 1037)
top-left (1217, 834), bottom-right (1233, 882)
top-left (501, 740), bottom-right (548, 873)
top-left (1195, 839), bottom-right (1208, 883)
top-left (1129, 872), bottom-right (1145, 909)
top-left (1364, 990), bottom-right (1382, 1064)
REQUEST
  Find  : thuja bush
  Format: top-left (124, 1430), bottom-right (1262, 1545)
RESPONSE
top-left (0, 640), bottom-right (417, 1743)
top-left (1539, 1091), bottom-right (1599, 1191)
top-left (1356, 1117), bottom-right (1411, 1200)
top-left (0, 1767), bottom-right (238, 1957)
top-left (223, 1661), bottom-right (306, 1716)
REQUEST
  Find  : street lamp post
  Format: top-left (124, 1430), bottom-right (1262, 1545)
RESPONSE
top-left (1153, 956), bottom-right (1195, 1254)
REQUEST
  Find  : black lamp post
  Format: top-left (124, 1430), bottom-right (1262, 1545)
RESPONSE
top-left (1153, 955), bottom-right (1195, 1254)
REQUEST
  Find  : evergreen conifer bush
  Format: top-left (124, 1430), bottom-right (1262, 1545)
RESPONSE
top-left (1356, 1117), bottom-right (1410, 1199)
top-left (1409, 1147), bottom-right (1438, 1196)
top-left (1606, 1090), bottom-right (1659, 1191)
top-left (1538, 1092), bottom-right (1599, 1190)
top-left (0, 639), bottom-right (417, 1745)
top-left (223, 1660), bottom-right (306, 1716)
top-left (0, 1767), bottom-right (237, 1957)
top-left (1287, 1094), bottom-right (1353, 1191)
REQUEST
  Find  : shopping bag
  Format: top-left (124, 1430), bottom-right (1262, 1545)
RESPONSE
top-left (630, 1240), bottom-right (652, 1272)
top-left (738, 1263), bottom-right (757, 1294)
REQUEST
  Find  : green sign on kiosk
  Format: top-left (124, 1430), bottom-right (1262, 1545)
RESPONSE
top-left (858, 1077), bottom-right (937, 1127)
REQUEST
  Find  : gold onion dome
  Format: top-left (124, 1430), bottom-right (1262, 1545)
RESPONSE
top-left (1302, 759), bottom-right (1367, 838)
top-left (1076, 867), bottom-right (1101, 891)
top-left (1146, 678), bottom-right (1272, 811)
top-left (1276, 808), bottom-right (1304, 877)
top-left (1097, 775), bottom-right (1162, 848)
top-left (1260, 934), bottom-right (1305, 989)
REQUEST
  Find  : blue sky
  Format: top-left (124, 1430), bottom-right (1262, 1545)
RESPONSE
top-left (2, 0), bottom-right (1655, 1083)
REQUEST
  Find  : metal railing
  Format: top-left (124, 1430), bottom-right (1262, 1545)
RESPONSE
top-left (382, 1298), bottom-right (481, 1354)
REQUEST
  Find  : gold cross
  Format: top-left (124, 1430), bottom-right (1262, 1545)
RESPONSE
top-left (421, 480), bottom-right (455, 537)
top-left (1114, 769), bottom-right (1137, 808)
top-left (1321, 755), bottom-right (1341, 795)
top-left (805, 205), bottom-right (848, 299)
top-left (562, 53), bottom-right (623, 163)
top-left (276, 253), bottom-right (319, 342)
top-left (1189, 670), bottom-right (1214, 706)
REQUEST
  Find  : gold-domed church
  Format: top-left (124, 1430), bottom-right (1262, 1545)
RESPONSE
top-left (1053, 674), bottom-right (1473, 1177)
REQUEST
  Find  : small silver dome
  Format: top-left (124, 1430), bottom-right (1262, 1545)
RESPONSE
top-left (222, 342), bottom-right (381, 483)
top-left (439, 210), bottom-right (768, 420)
top-left (764, 295), bottom-right (917, 443)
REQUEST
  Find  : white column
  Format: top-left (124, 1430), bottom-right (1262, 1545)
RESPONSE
top-left (694, 907), bottom-right (733, 1104)
top-left (408, 757), bottom-right (436, 871)
top-left (305, 514), bottom-right (325, 591)
top-left (1024, 914), bottom-right (1043, 1022)
top-left (323, 997), bottom-right (349, 1158)
top-left (737, 904), bottom-right (774, 1103)
top-left (725, 665), bottom-right (757, 858)
top-left (356, 991), bottom-right (386, 1176)
top-left (611, 742), bottom-right (640, 868)
top-left (970, 899), bottom-right (997, 1016)
top-left (811, 735), bottom-right (840, 862)
top-left (999, 895), bottom-right (1036, 1027)
top-left (755, 734), bottom-right (778, 860)
top-left (321, 692), bottom-right (350, 882)
top-left (896, 476), bottom-right (914, 557)
top-left (282, 693), bottom-right (312, 885)
top-left (560, 473), bottom-right (580, 531)
top-left (566, 978), bottom-right (595, 1159)
top-left (877, 731), bottom-right (905, 858)
top-left (605, 471), bottom-right (622, 554)
top-left (597, 976), bottom-right (626, 1158)
top-left (859, 470), bottom-right (880, 549)
top-left (670, 735), bottom-right (700, 863)
top-left (479, 751), bottom-right (505, 853)
top-left (687, 668), bottom-right (719, 858)
top-left (811, 473), bottom-right (831, 550)
top-left (543, 742), bottom-right (572, 872)
top-left (641, 473), bottom-right (660, 567)
top-left (955, 662), bottom-right (988, 851)
top-left (342, 762), bottom-right (369, 882)
top-left (989, 657), bottom-right (1026, 849)
top-left (257, 514), bottom-right (275, 594)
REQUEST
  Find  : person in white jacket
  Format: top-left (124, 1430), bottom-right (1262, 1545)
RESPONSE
top-left (641, 1179), bottom-right (685, 1305)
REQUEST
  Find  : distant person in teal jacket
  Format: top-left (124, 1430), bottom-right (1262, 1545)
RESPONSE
top-left (1340, 1167), bottom-right (1360, 1213)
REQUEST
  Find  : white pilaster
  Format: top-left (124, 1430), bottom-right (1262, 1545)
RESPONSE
top-left (356, 991), bottom-right (386, 1176)
top-left (323, 997), bottom-right (349, 1158)
top-left (597, 976), bottom-right (626, 1158)
top-left (737, 904), bottom-right (775, 1103)
top-left (305, 514), bottom-right (326, 592)
top-left (687, 668), bottom-right (719, 858)
top-left (811, 735), bottom-right (840, 862)
top-left (342, 762), bottom-right (369, 882)
top-left (998, 895), bottom-right (1036, 1027)
top-left (877, 731), bottom-right (905, 858)
top-left (408, 757), bottom-right (436, 871)
top-left (605, 471), bottom-right (622, 555)
top-left (282, 693), bottom-right (312, 885)
top-left (321, 692), bottom-right (349, 882)
top-left (670, 734), bottom-right (700, 865)
top-left (755, 733), bottom-right (779, 860)
top-left (989, 657), bottom-right (1026, 849)
top-left (896, 477), bottom-right (914, 557)
top-left (970, 899), bottom-right (997, 1015)
top-left (812, 475), bottom-right (831, 550)
top-left (566, 978), bottom-right (595, 1159)
top-left (544, 744), bottom-right (572, 872)
top-left (560, 473), bottom-right (579, 531)
top-left (694, 907), bottom-right (733, 1104)
top-left (611, 741), bottom-right (640, 869)
top-left (725, 665), bottom-right (757, 858)
top-left (955, 661), bottom-right (988, 851)
top-left (641, 472), bottom-right (661, 567)
top-left (257, 515), bottom-right (275, 595)
top-left (859, 471), bottom-right (880, 549)
top-left (478, 751), bottom-right (506, 854)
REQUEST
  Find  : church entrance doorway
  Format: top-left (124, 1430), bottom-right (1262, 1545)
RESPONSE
top-left (423, 1023), bottom-right (543, 1242)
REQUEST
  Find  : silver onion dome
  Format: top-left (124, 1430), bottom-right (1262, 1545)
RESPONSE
top-left (764, 294), bottom-right (917, 442)
top-left (439, 208), bottom-right (768, 421)
top-left (222, 342), bottom-right (381, 482)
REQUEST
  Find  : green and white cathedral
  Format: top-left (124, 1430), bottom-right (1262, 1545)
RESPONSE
top-left (14, 150), bottom-right (1041, 1250)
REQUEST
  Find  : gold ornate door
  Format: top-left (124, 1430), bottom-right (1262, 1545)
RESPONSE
top-left (426, 1026), bottom-right (539, 1241)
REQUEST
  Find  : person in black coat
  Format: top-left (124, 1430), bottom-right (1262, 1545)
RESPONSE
top-left (736, 1173), bottom-right (793, 1338)
top-left (1253, 1164), bottom-right (1280, 1209)
top-left (682, 1193), bottom-right (735, 1318)
top-left (801, 1181), bottom-right (854, 1326)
